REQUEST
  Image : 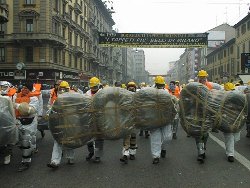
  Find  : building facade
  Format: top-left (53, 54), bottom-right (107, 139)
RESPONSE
top-left (0, 0), bottom-right (118, 86)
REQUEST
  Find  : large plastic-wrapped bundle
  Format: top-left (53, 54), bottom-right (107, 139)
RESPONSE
top-left (179, 82), bottom-right (212, 137)
top-left (134, 87), bottom-right (177, 130)
top-left (211, 82), bottom-right (222, 90)
top-left (0, 96), bottom-right (18, 146)
top-left (92, 87), bottom-right (135, 140)
top-left (207, 89), bottom-right (247, 133)
top-left (49, 92), bottom-right (93, 149)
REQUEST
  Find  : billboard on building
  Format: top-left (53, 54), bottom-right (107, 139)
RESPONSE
top-left (207, 31), bottom-right (225, 48)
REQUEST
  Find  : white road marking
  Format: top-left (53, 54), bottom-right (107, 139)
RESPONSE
top-left (209, 133), bottom-right (250, 171)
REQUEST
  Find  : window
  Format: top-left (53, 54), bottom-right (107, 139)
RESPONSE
top-left (62, 51), bottom-right (65, 65)
top-left (241, 24), bottom-right (246, 34)
top-left (63, 3), bottom-right (66, 13)
top-left (53, 48), bottom-right (58, 63)
top-left (74, 56), bottom-right (77, 68)
top-left (26, 19), bottom-right (33, 32)
top-left (54, 0), bottom-right (59, 11)
top-left (80, 58), bottom-right (83, 69)
top-left (69, 8), bottom-right (73, 19)
top-left (237, 28), bottom-right (240, 37)
top-left (68, 30), bottom-right (72, 44)
top-left (0, 47), bottom-right (5, 62)
top-left (230, 46), bottom-right (234, 54)
top-left (25, 0), bottom-right (34, 4)
top-left (75, 34), bottom-right (78, 46)
top-left (25, 47), bottom-right (33, 62)
top-left (247, 21), bottom-right (250, 30)
top-left (224, 50), bottom-right (226, 58)
top-left (62, 27), bottom-right (66, 38)
top-left (243, 43), bottom-right (245, 53)
top-left (69, 53), bottom-right (72, 67)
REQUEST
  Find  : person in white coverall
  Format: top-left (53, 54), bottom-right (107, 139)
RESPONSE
top-left (223, 82), bottom-right (242, 162)
top-left (0, 82), bottom-right (16, 165)
top-left (13, 82), bottom-right (39, 172)
top-left (47, 81), bottom-right (75, 169)
top-left (85, 77), bottom-right (103, 163)
top-left (150, 76), bottom-right (173, 164)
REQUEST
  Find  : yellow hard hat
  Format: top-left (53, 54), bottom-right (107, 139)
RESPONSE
top-left (224, 82), bottom-right (235, 91)
top-left (248, 81), bottom-right (250, 85)
top-left (155, 76), bottom-right (165, 85)
top-left (59, 81), bottom-right (70, 88)
top-left (140, 82), bottom-right (146, 87)
top-left (175, 80), bottom-right (179, 83)
top-left (198, 70), bottom-right (208, 77)
top-left (89, 77), bottom-right (100, 88)
top-left (127, 81), bottom-right (136, 87)
top-left (121, 84), bottom-right (126, 89)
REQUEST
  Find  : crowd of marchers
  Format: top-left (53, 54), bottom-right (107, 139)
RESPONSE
top-left (0, 69), bottom-right (250, 172)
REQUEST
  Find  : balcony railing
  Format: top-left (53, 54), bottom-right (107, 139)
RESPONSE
top-left (1, 33), bottom-right (67, 46)
top-left (74, 46), bottom-right (84, 55)
top-left (62, 12), bottom-right (71, 24)
top-left (74, 3), bottom-right (82, 14)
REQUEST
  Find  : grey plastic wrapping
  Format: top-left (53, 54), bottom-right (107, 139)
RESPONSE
top-left (0, 96), bottom-right (18, 146)
top-left (179, 83), bottom-right (212, 137)
top-left (92, 87), bottom-right (135, 140)
top-left (49, 92), bottom-right (93, 149)
top-left (179, 82), bottom-right (248, 137)
top-left (211, 82), bottom-right (222, 90)
top-left (134, 87), bottom-right (177, 130)
top-left (207, 89), bottom-right (247, 133)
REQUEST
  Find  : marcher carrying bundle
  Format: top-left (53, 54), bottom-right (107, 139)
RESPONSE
top-left (49, 92), bottom-right (94, 149)
top-left (134, 87), bottom-right (177, 130)
top-left (92, 87), bottom-right (135, 140)
top-left (0, 96), bottom-right (18, 146)
top-left (179, 82), bottom-right (247, 137)
top-left (207, 89), bottom-right (247, 133)
top-left (179, 82), bottom-right (212, 137)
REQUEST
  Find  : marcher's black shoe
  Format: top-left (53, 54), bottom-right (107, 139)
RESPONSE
top-left (187, 134), bottom-right (191, 137)
top-left (201, 153), bottom-right (206, 159)
top-left (173, 133), bottom-right (177, 139)
top-left (67, 159), bottom-right (74, 165)
top-left (129, 154), bottom-right (135, 160)
top-left (93, 157), bottom-right (101, 163)
top-left (228, 156), bottom-right (234, 162)
top-left (145, 134), bottom-right (150, 139)
top-left (197, 154), bottom-right (204, 163)
top-left (18, 162), bottom-right (30, 172)
top-left (86, 152), bottom-right (94, 161)
top-left (47, 162), bottom-right (59, 169)
top-left (120, 155), bottom-right (128, 164)
top-left (152, 158), bottom-right (160, 164)
top-left (160, 150), bottom-right (166, 158)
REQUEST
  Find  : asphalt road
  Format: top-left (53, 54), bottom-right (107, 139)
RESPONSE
top-left (1, 126), bottom-right (250, 188)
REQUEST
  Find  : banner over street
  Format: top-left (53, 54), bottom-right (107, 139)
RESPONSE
top-left (98, 32), bottom-right (208, 48)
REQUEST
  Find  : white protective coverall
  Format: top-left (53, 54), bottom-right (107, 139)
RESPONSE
top-left (13, 95), bottom-right (39, 163)
top-left (48, 91), bottom-right (75, 166)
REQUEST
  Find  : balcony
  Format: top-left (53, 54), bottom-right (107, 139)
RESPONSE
top-left (62, 12), bottom-right (71, 24)
top-left (74, 46), bottom-right (84, 56)
top-left (74, 3), bottom-right (82, 14)
top-left (88, 16), bottom-right (95, 26)
top-left (0, 4), bottom-right (8, 23)
top-left (10, 33), bottom-right (66, 47)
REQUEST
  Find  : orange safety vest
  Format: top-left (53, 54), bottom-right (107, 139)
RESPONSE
top-left (6, 88), bottom-right (17, 98)
top-left (204, 81), bottom-right (213, 90)
top-left (50, 88), bottom-right (58, 105)
top-left (168, 87), bottom-right (180, 98)
top-left (33, 83), bottom-right (41, 92)
top-left (15, 92), bottom-right (32, 117)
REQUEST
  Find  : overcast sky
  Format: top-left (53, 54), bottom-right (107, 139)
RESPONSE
top-left (109, 0), bottom-right (250, 75)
